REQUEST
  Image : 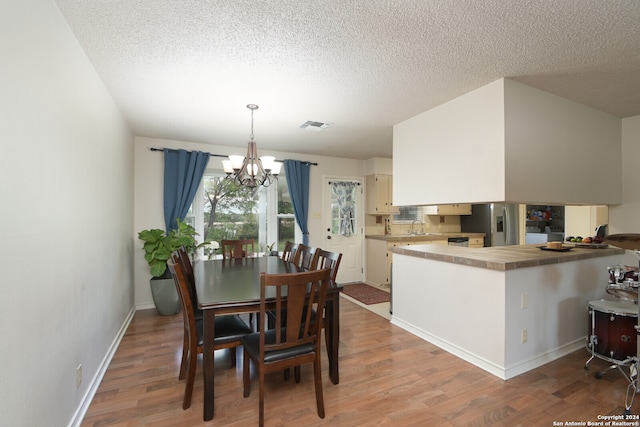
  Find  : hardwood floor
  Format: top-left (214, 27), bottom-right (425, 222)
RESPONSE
top-left (82, 297), bottom-right (639, 426)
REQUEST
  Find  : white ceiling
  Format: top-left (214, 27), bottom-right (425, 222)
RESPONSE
top-left (54, 0), bottom-right (640, 160)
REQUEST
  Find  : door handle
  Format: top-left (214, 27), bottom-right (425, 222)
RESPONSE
top-left (326, 236), bottom-right (332, 239)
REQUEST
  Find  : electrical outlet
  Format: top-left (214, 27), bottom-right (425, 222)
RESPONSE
top-left (521, 329), bottom-right (528, 344)
top-left (76, 364), bottom-right (82, 387)
top-left (521, 293), bottom-right (528, 309)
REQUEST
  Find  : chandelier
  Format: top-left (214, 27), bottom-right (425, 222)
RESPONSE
top-left (221, 104), bottom-right (282, 188)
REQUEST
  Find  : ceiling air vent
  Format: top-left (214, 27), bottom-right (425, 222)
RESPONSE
top-left (299, 121), bottom-right (332, 132)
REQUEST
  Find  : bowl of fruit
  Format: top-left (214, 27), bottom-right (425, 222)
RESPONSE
top-left (565, 235), bottom-right (606, 247)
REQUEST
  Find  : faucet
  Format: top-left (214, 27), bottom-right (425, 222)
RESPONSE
top-left (410, 220), bottom-right (426, 235)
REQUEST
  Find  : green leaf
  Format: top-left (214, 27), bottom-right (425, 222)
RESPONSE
top-left (150, 260), bottom-right (167, 277)
top-left (138, 229), bottom-right (164, 243)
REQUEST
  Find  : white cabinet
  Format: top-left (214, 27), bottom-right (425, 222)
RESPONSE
top-left (424, 204), bottom-right (472, 215)
top-left (366, 174), bottom-right (399, 215)
top-left (366, 238), bottom-right (449, 286)
top-left (366, 239), bottom-right (390, 285)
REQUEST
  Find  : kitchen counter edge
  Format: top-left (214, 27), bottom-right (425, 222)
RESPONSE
top-left (389, 244), bottom-right (624, 271)
top-left (365, 232), bottom-right (485, 242)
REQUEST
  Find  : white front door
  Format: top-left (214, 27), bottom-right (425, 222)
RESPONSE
top-left (323, 176), bottom-right (364, 284)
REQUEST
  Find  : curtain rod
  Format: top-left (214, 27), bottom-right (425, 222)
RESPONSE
top-left (149, 147), bottom-right (318, 166)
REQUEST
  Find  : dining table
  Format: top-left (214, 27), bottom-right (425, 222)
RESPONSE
top-left (193, 255), bottom-right (342, 421)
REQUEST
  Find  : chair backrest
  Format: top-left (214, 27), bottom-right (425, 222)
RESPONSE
top-left (171, 249), bottom-right (198, 307)
top-left (289, 243), bottom-right (299, 263)
top-left (281, 241), bottom-right (294, 262)
top-left (167, 258), bottom-right (197, 341)
top-left (221, 239), bottom-right (255, 259)
top-left (313, 249), bottom-right (342, 283)
top-left (292, 243), bottom-right (318, 270)
top-left (259, 268), bottom-right (332, 353)
top-left (175, 247), bottom-right (196, 300)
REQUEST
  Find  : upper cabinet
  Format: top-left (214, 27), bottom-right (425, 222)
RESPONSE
top-left (424, 204), bottom-right (472, 215)
top-left (366, 174), bottom-right (399, 215)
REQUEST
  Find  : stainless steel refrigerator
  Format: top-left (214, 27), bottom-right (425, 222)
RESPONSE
top-left (460, 203), bottom-right (520, 247)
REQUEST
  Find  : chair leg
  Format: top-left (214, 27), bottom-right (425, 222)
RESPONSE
top-left (323, 326), bottom-right (330, 362)
top-left (294, 366), bottom-right (301, 383)
top-left (313, 355), bottom-right (325, 419)
top-left (259, 366), bottom-right (265, 427)
top-left (179, 333), bottom-right (188, 380)
top-left (229, 346), bottom-right (237, 367)
top-left (183, 348), bottom-right (197, 409)
top-left (243, 348), bottom-right (251, 398)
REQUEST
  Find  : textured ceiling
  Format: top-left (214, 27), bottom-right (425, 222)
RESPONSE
top-left (54, 0), bottom-right (640, 160)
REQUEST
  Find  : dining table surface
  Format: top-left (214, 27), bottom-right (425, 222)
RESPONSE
top-left (193, 255), bottom-right (342, 421)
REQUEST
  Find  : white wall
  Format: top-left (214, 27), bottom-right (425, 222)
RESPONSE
top-left (134, 136), bottom-right (365, 308)
top-left (364, 157), bottom-right (393, 175)
top-left (391, 251), bottom-right (615, 379)
top-left (393, 78), bottom-right (622, 206)
top-left (393, 79), bottom-right (506, 206)
top-left (504, 79), bottom-right (621, 205)
top-left (610, 115), bottom-right (640, 266)
top-left (0, 2), bottom-right (134, 426)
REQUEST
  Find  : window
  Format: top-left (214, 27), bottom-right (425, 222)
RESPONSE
top-left (274, 176), bottom-right (295, 251)
top-left (191, 168), bottom-right (293, 256)
top-left (392, 205), bottom-right (426, 223)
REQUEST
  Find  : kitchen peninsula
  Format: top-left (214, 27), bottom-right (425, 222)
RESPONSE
top-left (389, 243), bottom-right (625, 379)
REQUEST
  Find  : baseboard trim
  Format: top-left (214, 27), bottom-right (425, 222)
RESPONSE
top-left (391, 317), bottom-right (584, 380)
top-left (68, 306), bottom-right (136, 427)
top-left (503, 339), bottom-right (584, 379)
top-left (136, 302), bottom-right (156, 311)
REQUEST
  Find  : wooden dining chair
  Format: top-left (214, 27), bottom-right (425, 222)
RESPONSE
top-left (176, 247), bottom-right (197, 308)
top-left (242, 268), bottom-right (332, 426)
top-left (310, 248), bottom-right (342, 360)
top-left (281, 241), bottom-right (295, 262)
top-left (312, 249), bottom-right (342, 283)
top-left (268, 243), bottom-right (318, 354)
top-left (167, 258), bottom-right (253, 410)
top-left (220, 239), bottom-right (259, 323)
top-left (221, 239), bottom-right (255, 259)
top-left (292, 243), bottom-right (318, 270)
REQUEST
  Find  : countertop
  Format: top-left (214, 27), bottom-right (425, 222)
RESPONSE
top-left (365, 232), bottom-right (485, 242)
top-left (389, 243), bottom-right (624, 271)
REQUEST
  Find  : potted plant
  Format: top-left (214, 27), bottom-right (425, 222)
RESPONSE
top-left (264, 242), bottom-right (277, 256)
top-left (138, 218), bottom-right (209, 315)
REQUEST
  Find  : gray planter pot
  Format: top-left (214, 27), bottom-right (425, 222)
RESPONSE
top-left (150, 277), bottom-right (180, 316)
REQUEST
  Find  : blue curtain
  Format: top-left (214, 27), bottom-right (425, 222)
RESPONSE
top-left (284, 159), bottom-right (311, 245)
top-left (163, 149), bottom-right (210, 232)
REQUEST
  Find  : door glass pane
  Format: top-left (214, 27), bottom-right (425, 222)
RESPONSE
top-left (330, 182), bottom-right (358, 236)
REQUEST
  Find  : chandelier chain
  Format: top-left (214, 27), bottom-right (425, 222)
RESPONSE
top-left (247, 103), bottom-right (258, 141)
